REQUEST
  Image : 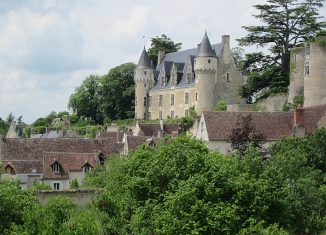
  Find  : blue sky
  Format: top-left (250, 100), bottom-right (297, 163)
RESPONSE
top-left (0, 0), bottom-right (325, 124)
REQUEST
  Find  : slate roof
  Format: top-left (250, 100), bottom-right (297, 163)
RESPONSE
top-left (31, 130), bottom-right (80, 139)
top-left (197, 32), bottom-right (217, 57)
top-left (137, 47), bottom-right (152, 69)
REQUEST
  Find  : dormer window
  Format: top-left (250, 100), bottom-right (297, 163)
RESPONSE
top-left (160, 77), bottom-right (165, 87)
top-left (51, 162), bottom-right (61, 174)
top-left (5, 164), bottom-right (15, 175)
top-left (186, 73), bottom-right (193, 83)
top-left (82, 163), bottom-right (93, 173)
top-left (99, 153), bottom-right (105, 165)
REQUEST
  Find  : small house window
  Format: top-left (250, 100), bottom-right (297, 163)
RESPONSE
top-left (52, 163), bottom-right (60, 173)
top-left (170, 94), bottom-right (175, 105)
top-left (83, 165), bottom-right (92, 173)
top-left (185, 92), bottom-right (189, 104)
top-left (99, 154), bottom-right (104, 165)
top-left (53, 183), bottom-right (60, 190)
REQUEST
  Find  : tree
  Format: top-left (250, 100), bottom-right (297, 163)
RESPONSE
top-left (228, 114), bottom-right (265, 155)
top-left (68, 75), bottom-right (103, 124)
top-left (148, 34), bottom-right (182, 67)
top-left (238, 0), bottom-right (325, 100)
top-left (100, 63), bottom-right (136, 120)
top-left (215, 100), bottom-right (228, 111)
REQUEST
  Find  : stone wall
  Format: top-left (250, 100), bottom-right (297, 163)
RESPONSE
top-left (36, 189), bottom-right (98, 207)
top-left (256, 94), bottom-right (288, 112)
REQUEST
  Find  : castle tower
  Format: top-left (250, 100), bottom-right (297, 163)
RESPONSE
top-left (194, 32), bottom-right (217, 115)
top-left (134, 47), bottom-right (154, 120)
top-left (303, 37), bottom-right (326, 107)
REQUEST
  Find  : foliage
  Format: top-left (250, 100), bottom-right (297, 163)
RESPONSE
top-left (228, 114), bottom-right (266, 155)
top-left (231, 47), bottom-right (245, 67)
top-left (238, 0), bottom-right (325, 100)
top-left (30, 181), bottom-right (52, 191)
top-left (70, 179), bottom-right (79, 189)
top-left (215, 100), bottom-right (228, 111)
top-left (148, 34), bottom-right (182, 67)
top-left (0, 179), bottom-right (38, 234)
top-left (68, 75), bottom-right (103, 124)
top-left (0, 117), bottom-right (9, 136)
top-left (180, 106), bottom-right (197, 132)
top-left (100, 63), bottom-right (136, 121)
top-left (82, 165), bottom-right (107, 188)
top-left (282, 95), bottom-right (304, 111)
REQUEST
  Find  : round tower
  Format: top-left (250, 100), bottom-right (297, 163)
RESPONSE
top-left (134, 47), bottom-right (154, 120)
top-left (194, 32), bottom-right (217, 115)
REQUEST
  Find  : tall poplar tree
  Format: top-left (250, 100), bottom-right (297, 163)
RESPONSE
top-left (238, 0), bottom-right (325, 101)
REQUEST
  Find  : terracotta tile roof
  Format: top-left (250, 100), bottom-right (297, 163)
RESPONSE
top-left (138, 123), bottom-right (181, 137)
top-left (43, 152), bottom-right (99, 180)
top-left (126, 135), bottom-right (157, 151)
top-left (203, 111), bottom-right (294, 141)
top-left (0, 138), bottom-right (122, 176)
top-left (97, 131), bottom-right (124, 142)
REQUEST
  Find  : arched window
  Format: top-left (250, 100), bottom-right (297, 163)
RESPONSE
top-left (51, 161), bottom-right (62, 174)
top-left (5, 164), bottom-right (15, 175)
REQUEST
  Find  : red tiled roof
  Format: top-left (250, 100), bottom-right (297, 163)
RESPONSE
top-left (304, 104), bottom-right (326, 124)
top-left (43, 152), bottom-right (99, 180)
top-left (138, 123), bottom-right (181, 137)
top-left (203, 111), bottom-right (294, 141)
top-left (97, 131), bottom-right (124, 142)
top-left (126, 135), bottom-right (157, 151)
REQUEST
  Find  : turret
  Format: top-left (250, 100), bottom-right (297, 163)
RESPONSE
top-left (134, 47), bottom-right (154, 120)
top-left (194, 32), bottom-right (217, 115)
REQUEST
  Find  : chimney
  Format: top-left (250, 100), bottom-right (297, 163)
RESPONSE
top-left (222, 35), bottom-right (230, 46)
top-left (197, 44), bottom-right (201, 50)
top-left (157, 50), bottom-right (165, 66)
top-left (292, 104), bottom-right (306, 138)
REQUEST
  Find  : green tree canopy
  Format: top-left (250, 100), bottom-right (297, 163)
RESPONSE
top-left (148, 34), bottom-right (182, 67)
top-left (238, 0), bottom-right (325, 101)
top-left (68, 74), bottom-right (103, 124)
top-left (100, 62), bottom-right (136, 121)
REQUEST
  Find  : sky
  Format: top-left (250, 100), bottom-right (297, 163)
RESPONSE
top-left (0, 0), bottom-right (325, 124)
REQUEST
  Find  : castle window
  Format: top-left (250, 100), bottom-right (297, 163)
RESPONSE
top-left (159, 95), bottom-right (163, 106)
top-left (148, 112), bottom-right (151, 120)
top-left (144, 83), bottom-right (147, 88)
top-left (159, 111), bottom-right (163, 120)
top-left (208, 59), bottom-right (211, 63)
top-left (305, 46), bottom-right (310, 55)
top-left (224, 72), bottom-right (230, 82)
top-left (144, 71), bottom-right (147, 75)
top-left (186, 73), bottom-right (193, 83)
top-left (171, 94), bottom-right (175, 105)
top-left (196, 92), bottom-right (198, 101)
top-left (170, 110), bottom-right (175, 119)
top-left (53, 182), bottom-right (60, 190)
top-left (148, 96), bottom-right (152, 107)
top-left (185, 109), bottom-right (189, 117)
top-left (185, 92), bottom-right (189, 104)
top-left (305, 66), bottom-right (310, 76)
top-left (144, 97), bottom-right (147, 107)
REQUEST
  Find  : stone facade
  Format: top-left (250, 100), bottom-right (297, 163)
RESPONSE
top-left (288, 36), bottom-right (326, 107)
top-left (135, 32), bottom-right (244, 120)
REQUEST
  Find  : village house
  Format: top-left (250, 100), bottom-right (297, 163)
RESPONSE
top-left (0, 138), bottom-right (122, 190)
top-left (196, 104), bottom-right (326, 154)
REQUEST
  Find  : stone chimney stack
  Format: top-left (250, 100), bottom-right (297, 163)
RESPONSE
top-left (292, 104), bottom-right (306, 138)
top-left (157, 50), bottom-right (165, 66)
top-left (222, 35), bottom-right (230, 46)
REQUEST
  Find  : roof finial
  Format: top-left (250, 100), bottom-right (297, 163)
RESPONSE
top-left (142, 35), bottom-right (146, 47)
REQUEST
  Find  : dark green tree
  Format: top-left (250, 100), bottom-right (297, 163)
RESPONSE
top-left (148, 34), bottom-right (182, 67)
top-left (238, 0), bottom-right (325, 100)
top-left (68, 74), bottom-right (103, 124)
top-left (100, 63), bottom-right (136, 120)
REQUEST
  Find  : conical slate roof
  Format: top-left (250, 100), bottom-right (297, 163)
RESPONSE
top-left (197, 32), bottom-right (217, 58)
top-left (137, 47), bottom-right (152, 69)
